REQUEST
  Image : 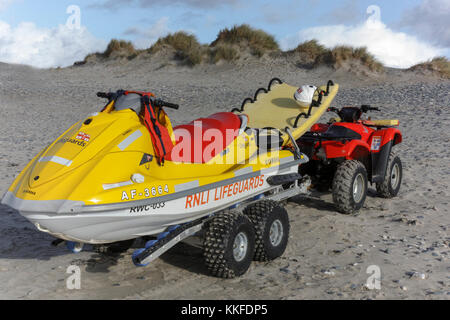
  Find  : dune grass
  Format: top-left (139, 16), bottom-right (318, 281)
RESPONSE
top-left (209, 45), bottom-right (240, 63)
top-left (77, 39), bottom-right (138, 64)
top-left (288, 40), bottom-right (383, 72)
top-left (103, 39), bottom-right (138, 58)
top-left (149, 31), bottom-right (204, 66)
top-left (327, 46), bottom-right (383, 72)
top-left (409, 57), bottom-right (450, 78)
top-left (211, 24), bottom-right (279, 57)
top-left (290, 40), bottom-right (328, 61)
top-left (78, 24), bottom-right (386, 72)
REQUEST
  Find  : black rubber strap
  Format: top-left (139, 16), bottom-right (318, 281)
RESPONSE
top-left (254, 87), bottom-right (268, 101)
top-left (143, 96), bottom-right (167, 163)
top-left (325, 80), bottom-right (334, 96)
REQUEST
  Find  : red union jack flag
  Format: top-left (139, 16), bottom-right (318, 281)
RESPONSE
top-left (76, 132), bottom-right (90, 142)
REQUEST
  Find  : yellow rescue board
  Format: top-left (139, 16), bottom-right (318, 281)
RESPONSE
top-left (241, 81), bottom-right (339, 144)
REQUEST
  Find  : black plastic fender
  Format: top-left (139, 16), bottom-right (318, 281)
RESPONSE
top-left (371, 140), bottom-right (392, 183)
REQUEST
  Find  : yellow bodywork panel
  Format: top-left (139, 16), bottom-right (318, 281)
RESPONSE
top-left (8, 105), bottom-right (297, 207)
top-left (239, 82), bottom-right (339, 144)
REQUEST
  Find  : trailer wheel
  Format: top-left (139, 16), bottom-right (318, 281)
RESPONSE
top-left (376, 150), bottom-right (402, 198)
top-left (203, 211), bottom-right (255, 278)
top-left (332, 160), bottom-right (368, 214)
top-left (244, 200), bottom-right (290, 261)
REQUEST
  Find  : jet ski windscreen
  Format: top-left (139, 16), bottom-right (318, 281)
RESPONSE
top-left (115, 93), bottom-right (142, 113)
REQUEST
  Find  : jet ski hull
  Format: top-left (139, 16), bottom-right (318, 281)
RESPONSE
top-left (3, 159), bottom-right (303, 244)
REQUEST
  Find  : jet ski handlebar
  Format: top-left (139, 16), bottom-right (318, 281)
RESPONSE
top-left (151, 98), bottom-right (180, 110)
top-left (96, 92), bottom-right (179, 110)
top-left (97, 91), bottom-right (113, 99)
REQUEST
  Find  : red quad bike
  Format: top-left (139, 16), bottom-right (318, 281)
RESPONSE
top-left (297, 105), bottom-right (403, 214)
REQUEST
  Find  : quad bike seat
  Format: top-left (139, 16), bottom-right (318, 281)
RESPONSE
top-left (301, 124), bottom-right (361, 141)
top-left (169, 112), bottom-right (243, 163)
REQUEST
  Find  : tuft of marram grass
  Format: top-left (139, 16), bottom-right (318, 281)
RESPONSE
top-left (211, 24), bottom-right (279, 57)
top-left (290, 40), bottom-right (328, 61)
top-left (103, 39), bottom-right (137, 58)
top-left (210, 45), bottom-right (240, 63)
top-left (287, 40), bottom-right (383, 72)
top-left (76, 40), bottom-right (138, 65)
top-left (150, 32), bottom-right (204, 66)
top-left (409, 57), bottom-right (450, 79)
top-left (315, 45), bottom-right (383, 72)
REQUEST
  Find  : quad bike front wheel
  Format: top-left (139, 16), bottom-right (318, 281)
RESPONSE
top-left (332, 160), bottom-right (368, 214)
top-left (244, 200), bottom-right (290, 262)
top-left (203, 211), bottom-right (255, 278)
top-left (376, 150), bottom-right (402, 198)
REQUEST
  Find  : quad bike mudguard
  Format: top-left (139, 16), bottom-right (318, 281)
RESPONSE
top-left (369, 128), bottom-right (402, 183)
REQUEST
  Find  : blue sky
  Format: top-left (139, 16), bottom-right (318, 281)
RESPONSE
top-left (0, 0), bottom-right (448, 68)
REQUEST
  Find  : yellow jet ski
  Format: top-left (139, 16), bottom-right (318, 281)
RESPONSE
top-left (1, 78), bottom-right (339, 278)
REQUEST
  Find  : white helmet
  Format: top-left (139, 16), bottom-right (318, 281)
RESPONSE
top-left (294, 85), bottom-right (317, 107)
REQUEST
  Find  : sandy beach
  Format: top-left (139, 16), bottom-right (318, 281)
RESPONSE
top-left (0, 57), bottom-right (449, 299)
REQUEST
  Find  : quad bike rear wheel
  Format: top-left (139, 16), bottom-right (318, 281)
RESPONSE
top-left (376, 150), bottom-right (402, 198)
top-left (203, 211), bottom-right (255, 278)
top-left (244, 200), bottom-right (290, 261)
top-left (332, 160), bottom-right (368, 214)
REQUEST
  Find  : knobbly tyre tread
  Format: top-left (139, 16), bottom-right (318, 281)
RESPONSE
top-left (244, 200), bottom-right (290, 262)
top-left (203, 211), bottom-right (255, 278)
top-left (332, 160), bottom-right (367, 214)
top-left (376, 150), bottom-right (402, 198)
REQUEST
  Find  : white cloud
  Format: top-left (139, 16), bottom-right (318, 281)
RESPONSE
top-left (124, 17), bottom-right (171, 49)
top-left (281, 17), bottom-right (446, 69)
top-left (400, 0), bottom-right (450, 47)
top-left (0, 20), bottom-right (106, 68)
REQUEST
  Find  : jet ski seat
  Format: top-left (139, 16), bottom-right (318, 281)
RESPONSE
top-left (169, 112), bottom-right (242, 163)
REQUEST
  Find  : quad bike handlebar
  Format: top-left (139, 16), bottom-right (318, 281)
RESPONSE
top-left (327, 105), bottom-right (380, 123)
top-left (327, 107), bottom-right (340, 114)
top-left (360, 105), bottom-right (380, 113)
top-left (327, 105), bottom-right (380, 114)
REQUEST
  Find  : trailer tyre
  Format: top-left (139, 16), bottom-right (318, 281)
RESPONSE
top-left (332, 160), bottom-right (368, 214)
top-left (203, 212), bottom-right (255, 278)
top-left (244, 200), bottom-right (290, 261)
top-left (376, 151), bottom-right (402, 198)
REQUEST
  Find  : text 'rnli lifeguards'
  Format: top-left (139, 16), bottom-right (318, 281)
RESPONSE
top-left (185, 175), bottom-right (265, 209)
